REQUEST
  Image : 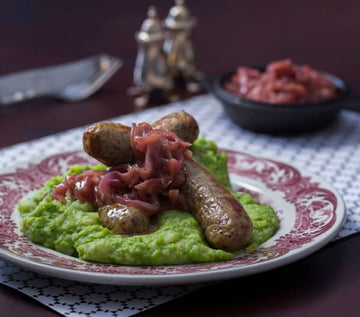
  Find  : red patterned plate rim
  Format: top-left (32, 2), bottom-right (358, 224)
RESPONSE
top-left (0, 150), bottom-right (346, 285)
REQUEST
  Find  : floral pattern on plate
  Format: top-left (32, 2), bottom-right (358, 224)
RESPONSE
top-left (0, 150), bottom-right (345, 285)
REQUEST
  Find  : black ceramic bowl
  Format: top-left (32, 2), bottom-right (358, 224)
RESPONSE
top-left (204, 71), bottom-right (359, 134)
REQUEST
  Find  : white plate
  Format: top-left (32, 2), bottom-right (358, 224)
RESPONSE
top-left (0, 150), bottom-right (346, 285)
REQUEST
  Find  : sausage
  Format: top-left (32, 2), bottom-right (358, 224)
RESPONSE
top-left (83, 111), bottom-right (199, 167)
top-left (83, 123), bottom-right (132, 167)
top-left (99, 203), bottom-right (150, 235)
top-left (181, 159), bottom-right (253, 252)
top-left (152, 111), bottom-right (199, 144)
top-left (84, 112), bottom-right (252, 251)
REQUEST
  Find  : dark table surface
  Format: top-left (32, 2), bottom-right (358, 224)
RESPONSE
top-left (1, 0), bottom-right (360, 316)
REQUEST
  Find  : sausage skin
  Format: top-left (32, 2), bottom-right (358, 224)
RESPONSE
top-left (181, 159), bottom-right (253, 252)
top-left (83, 112), bottom-right (252, 251)
top-left (83, 111), bottom-right (199, 167)
top-left (99, 203), bottom-right (150, 235)
top-left (83, 123), bottom-right (132, 167)
top-left (152, 111), bottom-right (199, 144)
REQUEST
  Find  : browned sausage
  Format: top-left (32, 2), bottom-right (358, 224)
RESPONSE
top-left (181, 159), bottom-right (253, 252)
top-left (83, 123), bottom-right (132, 167)
top-left (83, 111), bottom-right (199, 167)
top-left (99, 203), bottom-right (150, 235)
top-left (152, 111), bottom-right (199, 144)
top-left (84, 112), bottom-right (252, 251)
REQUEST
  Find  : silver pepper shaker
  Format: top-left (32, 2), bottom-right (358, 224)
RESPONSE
top-left (164, 0), bottom-right (202, 91)
top-left (129, 6), bottom-right (174, 107)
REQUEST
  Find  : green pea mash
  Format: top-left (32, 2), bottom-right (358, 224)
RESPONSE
top-left (18, 138), bottom-right (279, 265)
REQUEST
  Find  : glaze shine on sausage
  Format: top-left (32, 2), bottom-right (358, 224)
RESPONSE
top-left (99, 203), bottom-right (150, 235)
top-left (181, 159), bottom-right (253, 252)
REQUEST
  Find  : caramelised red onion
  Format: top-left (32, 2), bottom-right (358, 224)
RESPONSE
top-left (52, 169), bottom-right (106, 206)
top-left (52, 122), bottom-right (192, 214)
top-left (224, 59), bottom-right (339, 104)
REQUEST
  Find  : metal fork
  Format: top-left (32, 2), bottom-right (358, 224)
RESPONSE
top-left (0, 54), bottom-right (123, 105)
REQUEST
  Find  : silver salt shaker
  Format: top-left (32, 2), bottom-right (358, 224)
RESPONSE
top-left (164, 0), bottom-right (202, 91)
top-left (129, 6), bottom-right (174, 107)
